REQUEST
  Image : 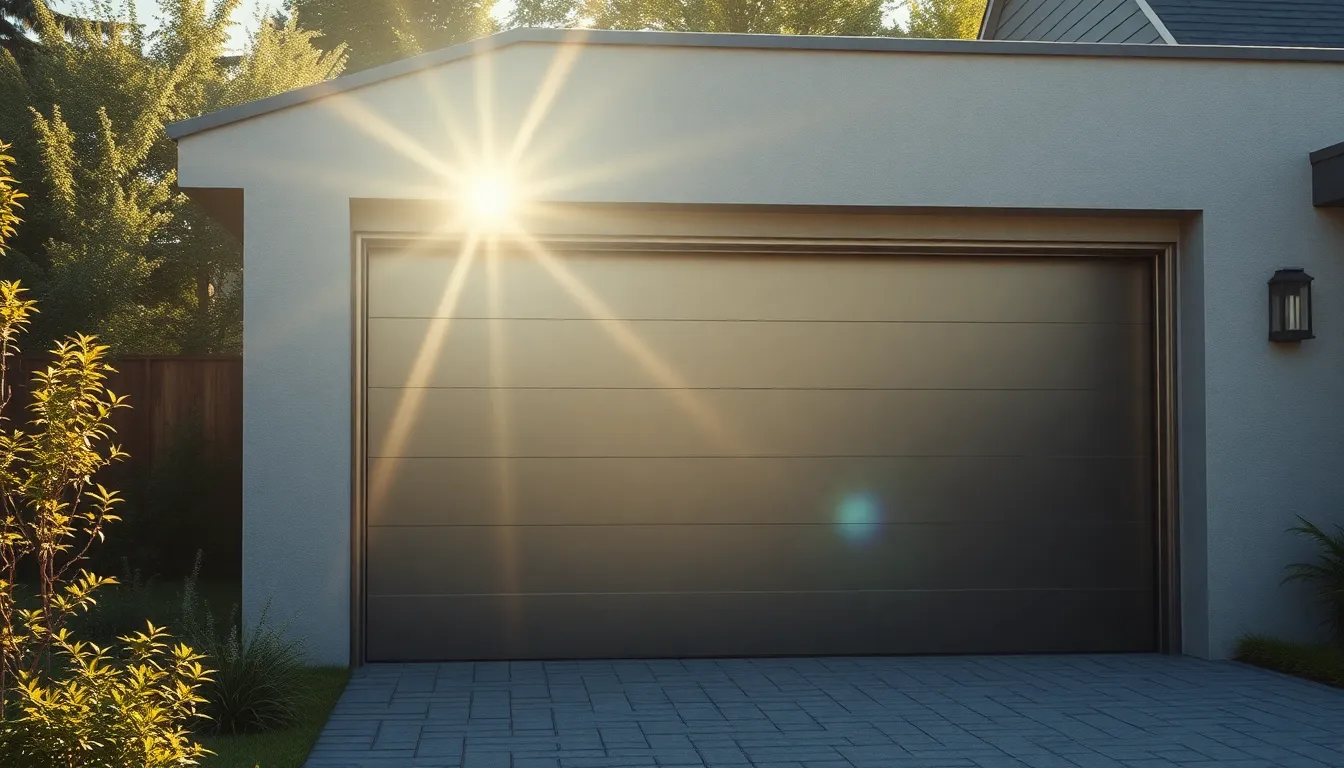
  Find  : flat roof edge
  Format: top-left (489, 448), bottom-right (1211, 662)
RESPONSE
top-left (167, 27), bottom-right (1344, 141)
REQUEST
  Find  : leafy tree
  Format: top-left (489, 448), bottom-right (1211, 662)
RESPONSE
top-left (903, 0), bottom-right (985, 39)
top-left (509, 0), bottom-right (895, 34)
top-left (287, 0), bottom-right (494, 73)
top-left (1, 0), bottom-right (96, 53)
top-left (0, 0), bottom-right (345, 354)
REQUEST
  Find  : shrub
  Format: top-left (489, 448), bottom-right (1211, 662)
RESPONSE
top-left (179, 555), bottom-right (306, 735)
top-left (0, 156), bottom-right (211, 763)
top-left (1284, 516), bottom-right (1344, 646)
top-left (1236, 634), bottom-right (1344, 688)
top-left (0, 623), bottom-right (211, 767)
top-left (67, 560), bottom-right (161, 647)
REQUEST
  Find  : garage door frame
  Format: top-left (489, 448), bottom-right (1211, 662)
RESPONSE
top-left (348, 232), bottom-right (1180, 666)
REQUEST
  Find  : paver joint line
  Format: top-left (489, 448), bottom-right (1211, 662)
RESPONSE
top-left (302, 656), bottom-right (1344, 768)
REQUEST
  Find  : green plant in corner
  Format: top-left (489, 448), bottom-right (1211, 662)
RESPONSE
top-left (1284, 515), bottom-right (1344, 646)
top-left (0, 141), bottom-right (212, 766)
top-left (179, 552), bottom-right (307, 736)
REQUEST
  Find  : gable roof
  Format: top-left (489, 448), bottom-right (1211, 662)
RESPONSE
top-left (169, 26), bottom-right (1344, 141)
top-left (1145, 0), bottom-right (1344, 46)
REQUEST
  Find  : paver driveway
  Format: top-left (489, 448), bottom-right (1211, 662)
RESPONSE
top-left (305, 655), bottom-right (1344, 768)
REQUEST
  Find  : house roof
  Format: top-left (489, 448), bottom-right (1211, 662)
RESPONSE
top-left (166, 26), bottom-right (1344, 141)
top-left (1144, 0), bottom-right (1344, 46)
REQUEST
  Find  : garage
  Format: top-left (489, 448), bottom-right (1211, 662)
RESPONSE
top-left (360, 242), bottom-right (1158, 661)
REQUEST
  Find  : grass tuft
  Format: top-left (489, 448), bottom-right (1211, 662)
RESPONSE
top-left (1235, 634), bottom-right (1344, 688)
top-left (199, 665), bottom-right (351, 768)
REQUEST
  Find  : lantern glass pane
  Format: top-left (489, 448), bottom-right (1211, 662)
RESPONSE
top-left (1271, 290), bottom-right (1284, 332)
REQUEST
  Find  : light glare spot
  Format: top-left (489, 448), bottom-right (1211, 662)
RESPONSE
top-left (466, 173), bottom-right (514, 222)
top-left (836, 492), bottom-right (882, 544)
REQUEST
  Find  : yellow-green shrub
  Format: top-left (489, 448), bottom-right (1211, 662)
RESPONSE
top-left (0, 143), bottom-right (211, 765)
top-left (0, 624), bottom-right (212, 767)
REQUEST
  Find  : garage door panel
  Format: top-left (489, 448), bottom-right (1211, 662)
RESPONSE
top-left (367, 388), bottom-right (1150, 458)
top-left (366, 522), bottom-right (1152, 595)
top-left (367, 250), bottom-right (1151, 323)
top-left (366, 590), bottom-right (1155, 661)
top-left (368, 456), bottom-right (1151, 527)
top-left (366, 318), bottom-right (1152, 391)
top-left (364, 250), bottom-right (1159, 660)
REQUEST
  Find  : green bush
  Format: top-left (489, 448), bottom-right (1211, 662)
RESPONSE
top-left (0, 164), bottom-right (212, 765)
top-left (0, 623), bottom-right (212, 767)
top-left (179, 557), bottom-right (306, 736)
top-left (1284, 516), bottom-right (1344, 645)
top-left (66, 561), bottom-right (160, 647)
top-left (1235, 634), bottom-right (1344, 688)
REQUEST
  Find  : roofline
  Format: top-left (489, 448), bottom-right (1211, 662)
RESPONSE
top-left (167, 26), bottom-right (1344, 141)
top-left (978, 0), bottom-right (1004, 40)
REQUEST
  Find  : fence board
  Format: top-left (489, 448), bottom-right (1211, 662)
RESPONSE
top-left (4, 355), bottom-right (243, 577)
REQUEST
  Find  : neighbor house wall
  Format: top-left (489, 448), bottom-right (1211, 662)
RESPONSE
top-left (987, 0), bottom-right (1163, 43)
top-left (176, 39), bottom-right (1344, 663)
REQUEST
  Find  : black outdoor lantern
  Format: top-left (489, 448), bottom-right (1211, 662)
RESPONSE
top-left (1268, 268), bottom-right (1315, 342)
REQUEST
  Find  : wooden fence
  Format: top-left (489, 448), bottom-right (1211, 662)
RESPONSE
top-left (6, 355), bottom-right (243, 577)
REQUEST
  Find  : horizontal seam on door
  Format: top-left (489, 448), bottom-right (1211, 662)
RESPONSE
top-left (365, 386), bottom-right (1157, 392)
top-left (368, 588), bottom-right (1156, 598)
top-left (366, 317), bottom-right (1154, 325)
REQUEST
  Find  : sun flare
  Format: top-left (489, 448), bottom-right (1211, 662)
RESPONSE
top-left (464, 172), bottom-right (515, 223)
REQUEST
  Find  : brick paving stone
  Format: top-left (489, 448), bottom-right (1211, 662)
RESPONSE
top-left (304, 656), bottom-right (1344, 768)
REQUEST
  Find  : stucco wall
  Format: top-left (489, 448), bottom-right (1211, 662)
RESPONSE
top-left (176, 38), bottom-right (1344, 664)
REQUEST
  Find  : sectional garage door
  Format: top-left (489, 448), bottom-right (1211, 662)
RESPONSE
top-left (362, 245), bottom-right (1157, 662)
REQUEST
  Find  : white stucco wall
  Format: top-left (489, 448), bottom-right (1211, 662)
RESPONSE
top-left (176, 37), bottom-right (1344, 664)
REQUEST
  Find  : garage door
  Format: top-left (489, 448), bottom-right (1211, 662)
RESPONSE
top-left (362, 246), bottom-right (1156, 661)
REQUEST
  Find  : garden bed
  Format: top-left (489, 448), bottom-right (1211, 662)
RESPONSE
top-left (84, 579), bottom-right (351, 767)
top-left (201, 666), bottom-right (350, 768)
top-left (1235, 635), bottom-right (1344, 688)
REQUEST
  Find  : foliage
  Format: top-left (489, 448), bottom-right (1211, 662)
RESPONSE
top-left (200, 666), bottom-right (350, 768)
top-left (903, 0), bottom-right (985, 39)
top-left (0, 0), bottom-right (344, 355)
top-left (1284, 516), bottom-right (1344, 646)
top-left (1, 0), bottom-right (104, 54)
top-left (66, 559), bottom-right (157, 645)
top-left (0, 140), bottom-right (21, 254)
top-left (0, 327), bottom-right (129, 694)
top-left (509, 0), bottom-right (896, 34)
top-left (1235, 634), bottom-right (1344, 689)
top-left (0, 162), bottom-right (212, 764)
top-left (0, 623), bottom-right (213, 767)
top-left (178, 555), bottom-right (306, 735)
top-left (287, 0), bottom-right (493, 72)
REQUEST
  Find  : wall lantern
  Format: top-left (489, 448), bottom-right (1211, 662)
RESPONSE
top-left (1268, 268), bottom-right (1315, 342)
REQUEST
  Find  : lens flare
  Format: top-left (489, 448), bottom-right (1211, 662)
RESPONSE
top-left (465, 172), bottom-right (513, 222)
top-left (836, 492), bottom-right (882, 544)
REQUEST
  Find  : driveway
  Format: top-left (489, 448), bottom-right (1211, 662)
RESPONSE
top-left (304, 655), bottom-right (1344, 768)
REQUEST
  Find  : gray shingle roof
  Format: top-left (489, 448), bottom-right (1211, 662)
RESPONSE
top-left (1146, 0), bottom-right (1344, 46)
